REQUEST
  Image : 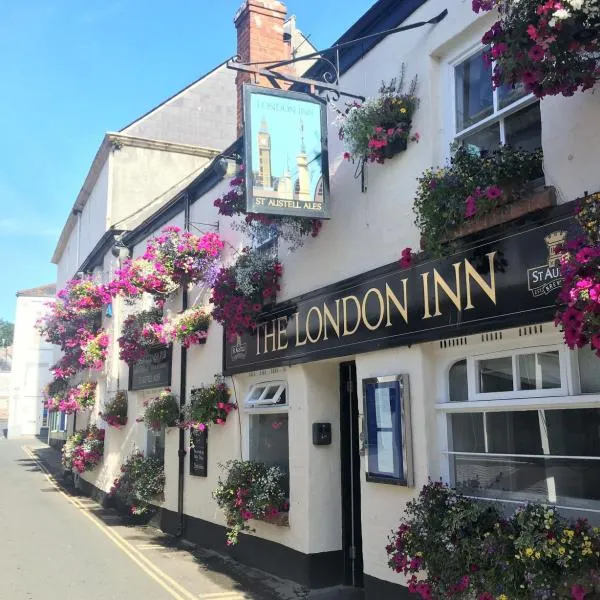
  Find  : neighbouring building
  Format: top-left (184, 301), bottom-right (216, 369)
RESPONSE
top-left (8, 284), bottom-right (56, 439)
top-left (46, 1), bottom-right (600, 599)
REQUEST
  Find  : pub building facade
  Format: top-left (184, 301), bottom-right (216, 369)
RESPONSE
top-left (56, 0), bottom-right (600, 599)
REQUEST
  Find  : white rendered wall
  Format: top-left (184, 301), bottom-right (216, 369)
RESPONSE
top-left (8, 296), bottom-right (55, 438)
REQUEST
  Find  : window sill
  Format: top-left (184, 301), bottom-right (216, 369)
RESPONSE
top-left (445, 184), bottom-right (556, 242)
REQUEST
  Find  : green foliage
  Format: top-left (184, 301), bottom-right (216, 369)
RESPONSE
top-left (110, 451), bottom-right (165, 516)
top-left (184, 375), bottom-right (235, 430)
top-left (386, 481), bottom-right (600, 599)
top-left (138, 389), bottom-right (179, 431)
top-left (213, 460), bottom-right (288, 545)
top-left (413, 144), bottom-right (543, 256)
top-left (0, 319), bottom-right (14, 346)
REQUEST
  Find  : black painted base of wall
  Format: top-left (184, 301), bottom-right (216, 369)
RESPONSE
top-left (364, 574), bottom-right (413, 600)
top-left (160, 507), bottom-right (345, 589)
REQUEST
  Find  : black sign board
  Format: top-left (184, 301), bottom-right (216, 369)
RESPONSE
top-left (129, 345), bottom-right (172, 391)
top-left (224, 206), bottom-right (579, 375)
top-left (243, 85), bottom-right (330, 219)
top-left (189, 428), bottom-right (208, 477)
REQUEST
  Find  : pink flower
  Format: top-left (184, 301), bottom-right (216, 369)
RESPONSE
top-left (486, 185), bottom-right (502, 200)
top-left (528, 45), bottom-right (545, 62)
top-left (399, 247), bottom-right (413, 269)
top-left (571, 585), bottom-right (586, 600)
top-left (527, 24), bottom-right (539, 40)
top-left (522, 70), bottom-right (539, 85)
top-left (465, 196), bottom-right (478, 219)
top-left (343, 152), bottom-right (351, 160)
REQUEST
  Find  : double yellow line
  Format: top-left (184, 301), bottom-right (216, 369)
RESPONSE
top-left (22, 446), bottom-right (198, 600)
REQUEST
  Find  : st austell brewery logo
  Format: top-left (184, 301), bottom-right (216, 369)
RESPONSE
top-left (527, 231), bottom-right (567, 297)
top-left (231, 335), bottom-right (247, 362)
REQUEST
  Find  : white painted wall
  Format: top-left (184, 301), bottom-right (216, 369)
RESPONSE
top-left (8, 296), bottom-right (55, 438)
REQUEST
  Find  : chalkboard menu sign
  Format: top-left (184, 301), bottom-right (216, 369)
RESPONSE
top-left (190, 428), bottom-right (208, 477)
top-left (129, 345), bottom-right (172, 391)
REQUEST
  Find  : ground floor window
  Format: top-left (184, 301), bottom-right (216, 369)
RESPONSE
top-left (245, 382), bottom-right (289, 493)
top-left (146, 428), bottom-right (165, 460)
top-left (440, 343), bottom-right (600, 517)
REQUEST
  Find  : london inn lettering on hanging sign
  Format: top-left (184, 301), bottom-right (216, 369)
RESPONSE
top-left (243, 85), bottom-right (331, 219)
top-left (224, 208), bottom-right (579, 375)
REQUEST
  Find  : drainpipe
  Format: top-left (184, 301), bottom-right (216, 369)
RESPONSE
top-left (176, 193), bottom-right (190, 537)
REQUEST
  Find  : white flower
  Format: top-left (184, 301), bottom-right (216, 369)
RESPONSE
top-left (553, 8), bottom-right (571, 19)
top-left (567, 0), bottom-right (584, 9)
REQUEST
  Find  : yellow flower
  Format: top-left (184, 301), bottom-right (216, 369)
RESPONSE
top-left (400, 108), bottom-right (407, 114)
top-left (535, 551), bottom-right (541, 559)
top-left (525, 548), bottom-right (534, 557)
top-left (498, 595), bottom-right (509, 600)
top-left (559, 547), bottom-right (566, 555)
top-left (565, 529), bottom-right (574, 538)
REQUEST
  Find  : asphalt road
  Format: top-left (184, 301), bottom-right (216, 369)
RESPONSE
top-left (0, 439), bottom-right (174, 600)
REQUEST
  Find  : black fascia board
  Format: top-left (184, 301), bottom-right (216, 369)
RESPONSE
top-left (302, 0), bottom-right (428, 83)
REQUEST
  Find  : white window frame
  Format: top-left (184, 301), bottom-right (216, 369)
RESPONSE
top-left (436, 337), bottom-right (600, 516)
top-left (448, 44), bottom-right (539, 149)
top-left (244, 381), bottom-right (287, 412)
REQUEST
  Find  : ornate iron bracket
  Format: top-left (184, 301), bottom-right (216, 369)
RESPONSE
top-left (227, 9), bottom-right (448, 102)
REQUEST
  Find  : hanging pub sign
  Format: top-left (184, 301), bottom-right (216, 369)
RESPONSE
top-left (224, 205), bottom-right (580, 375)
top-left (243, 84), bottom-right (330, 219)
top-left (129, 345), bottom-right (172, 391)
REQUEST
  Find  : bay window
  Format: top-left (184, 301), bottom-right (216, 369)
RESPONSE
top-left (440, 344), bottom-right (600, 518)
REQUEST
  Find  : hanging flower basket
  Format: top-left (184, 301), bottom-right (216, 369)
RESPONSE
top-left (210, 249), bottom-right (283, 341)
top-left (110, 451), bottom-right (165, 516)
top-left (59, 381), bottom-right (97, 414)
top-left (160, 306), bottom-right (211, 348)
top-left (473, 0), bottom-right (600, 98)
top-left (137, 389), bottom-right (179, 432)
top-left (43, 378), bottom-right (69, 412)
top-left (61, 425), bottom-right (105, 474)
top-left (555, 193), bottom-right (600, 355)
top-left (118, 308), bottom-right (163, 365)
top-left (181, 375), bottom-right (236, 431)
top-left (336, 65), bottom-right (420, 164)
top-left (79, 330), bottom-right (109, 370)
top-left (213, 460), bottom-right (289, 546)
top-left (214, 169), bottom-right (322, 251)
top-left (100, 390), bottom-right (128, 429)
top-left (414, 144), bottom-right (544, 256)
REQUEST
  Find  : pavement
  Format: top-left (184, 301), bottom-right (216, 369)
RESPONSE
top-left (0, 438), bottom-right (310, 600)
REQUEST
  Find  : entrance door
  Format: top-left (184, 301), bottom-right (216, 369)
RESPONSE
top-left (340, 361), bottom-right (364, 588)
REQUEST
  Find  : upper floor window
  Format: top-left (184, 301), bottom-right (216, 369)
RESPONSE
top-left (454, 48), bottom-right (541, 154)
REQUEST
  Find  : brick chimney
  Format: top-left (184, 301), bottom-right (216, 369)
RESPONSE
top-left (234, 0), bottom-right (291, 136)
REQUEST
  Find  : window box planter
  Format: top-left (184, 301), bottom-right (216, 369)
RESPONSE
top-left (256, 511), bottom-right (289, 527)
top-left (442, 184), bottom-right (556, 242)
top-left (383, 136), bottom-right (408, 160)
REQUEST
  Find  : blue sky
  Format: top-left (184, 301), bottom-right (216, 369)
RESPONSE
top-left (0, 0), bottom-right (372, 322)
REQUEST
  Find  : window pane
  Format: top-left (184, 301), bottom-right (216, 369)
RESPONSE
top-left (477, 357), bottom-right (514, 393)
top-left (449, 360), bottom-right (468, 402)
top-left (450, 413), bottom-right (485, 452)
top-left (248, 386), bottom-right (265, 402)
top-left (486, 411), bottom-right (543, 454)
top-left (453, 455), bottom-right (600, 509)
top-left (249, 413), bottom-right (289, 476)
top-left (518, 351), bottom-right (560, 390)
top-left (147, 429), bottom-right (165, 459)
top-left (461, 122), bottom-right (500, 154)
top-left (578, 347), bottom-right (600, 393)
top-left (504, 103), bottom-right (542, 152)
top-left (263, 385), bottom-right (281, 400)
top-left (455, 51), bottom-right (493, 131)
top-left (498, 82), bottom-right (527, 109)
top-left (545, 409), bottom-right (600, 457)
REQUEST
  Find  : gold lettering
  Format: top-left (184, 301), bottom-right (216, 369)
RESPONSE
top-left (306, 306), bottom-right (323, 343)
top-left (277, 316), bottom-right (288, 350)
top-left (323, 300), bottom-right (340, 341)
top-left (464, 252), bottom-right (497, 309)
top-left (433, 263), bottom-right (462, 317)
top-left (294, 312), bottom-right (307, 346)
top-left (342, 295), bottom-right (361, 336)
top-left (256, 325), bottom-right (261, 355)
top-left (385, 281), bottom-right (408, 326)
top-left (263, 319), bottom-right (277, 354)
top-left (361, 288), bottom-right (385, 331)
top-left (421, 272), bottom-right (432, 319)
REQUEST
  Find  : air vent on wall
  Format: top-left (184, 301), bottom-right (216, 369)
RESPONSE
top-left (481, 331), bottom-right (503, 343)
top-left (439, 337), bottom-right (468, 349)
top-left (519, 324), bottom-right (543, 336)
